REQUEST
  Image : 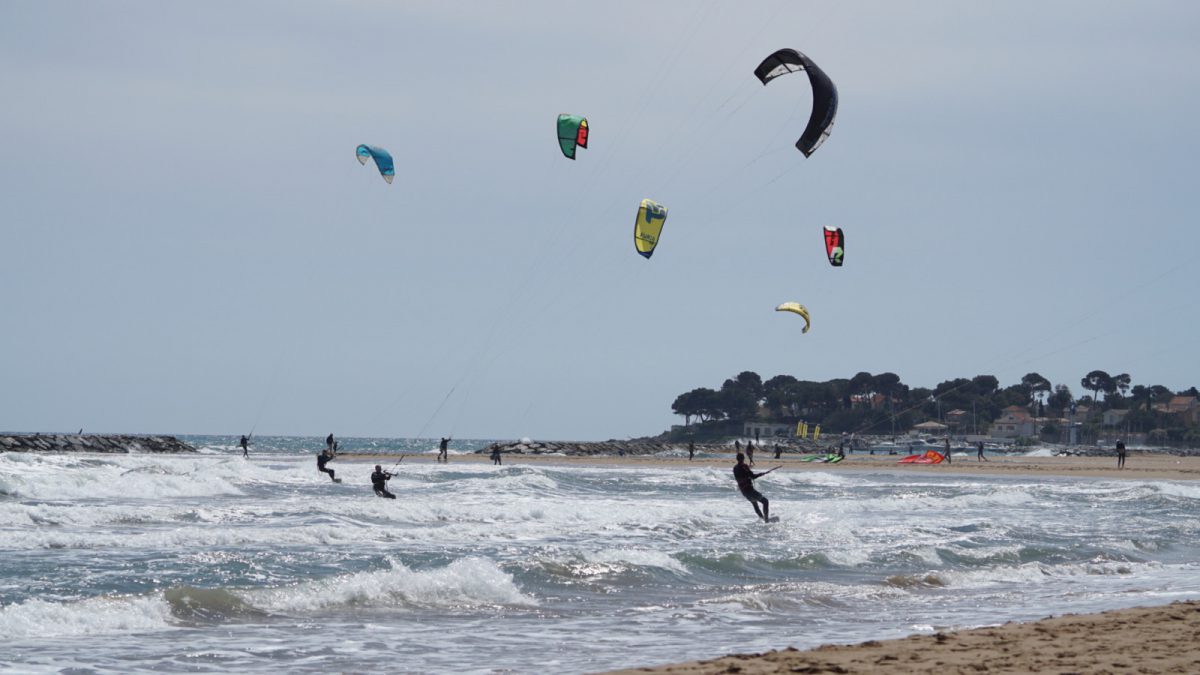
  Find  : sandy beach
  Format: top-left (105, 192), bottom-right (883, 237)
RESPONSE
top-left (604, 600), bottom-right (1200, 674)
top-left (335, 450), bottom-right (1200, 481)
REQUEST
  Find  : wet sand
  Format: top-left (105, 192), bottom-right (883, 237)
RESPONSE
top-left (603, 600), bottom-right (1200, 674)
top-left (335, 450), bottom-right (1200, 481)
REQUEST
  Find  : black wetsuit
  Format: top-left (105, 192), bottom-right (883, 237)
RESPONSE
top-left (491, 448), bottom-right (502, 465)
top-left (733, 463), bottom-right (769, 521)
top-left (438, 438), bottom-right (450, 463)
top-left (317, 452), bottom-right (336, 481)
top-left (371, 469), bottom-right (396, 498)
top-left (240, 436), bottom-right (249, 457)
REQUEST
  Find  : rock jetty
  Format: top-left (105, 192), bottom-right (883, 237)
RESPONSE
top-left (0, 434), bottom-right (196, 454)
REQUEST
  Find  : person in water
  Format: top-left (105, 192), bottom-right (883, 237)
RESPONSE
top-left (317, 448), bottom-right (337, 482)
top-left (733, 452), bottom-right (770, 522)
top-left (438, 437), bottom-right (451, 463)
top-left (746, 440), bottom-right (755, 466)
top-left (688, 440), bottom-right (695, 461)
top-left (491, 445), bottom-right (502, 465)
top-left (371, 465), bottom-right (396, 498)
top-left (239, 435), bottom-right (250, 458)
top-left (1116, 440), bottom-right (1126, 469)
top-left (326, 433), bottom-right (335, 453)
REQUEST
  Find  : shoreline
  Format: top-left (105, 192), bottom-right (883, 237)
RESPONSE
top-left (603, 600), bottom-right (1200, 674)
top-left (332, 451), bottom-right (1200, 481)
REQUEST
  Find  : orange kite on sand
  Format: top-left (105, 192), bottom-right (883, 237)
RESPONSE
top-left (899, 450), bottom-right (945, 464)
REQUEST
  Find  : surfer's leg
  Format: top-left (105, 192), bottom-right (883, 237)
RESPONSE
top-left (759, 496), bottom-right (769, 522)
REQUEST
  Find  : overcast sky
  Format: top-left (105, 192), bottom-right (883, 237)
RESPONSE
top-left (3, 1), bottom-right (1198, 440)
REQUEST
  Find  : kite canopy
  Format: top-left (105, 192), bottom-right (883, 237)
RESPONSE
top-left (775, 302), bottom-right (811, 333)
top-left (823, 226), bottom-right (845, 267)
top-left (633, 199), bottom-right (668, 259)
top-left (753, 48), bottom-right (838, 157)
top-left (557, 114), bottom-right (589, 159)
top-left (356, 144), bottom-right (395, 184)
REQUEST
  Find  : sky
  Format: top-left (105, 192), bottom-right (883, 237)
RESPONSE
top-left (2, 1), bottom-right (1198, 441)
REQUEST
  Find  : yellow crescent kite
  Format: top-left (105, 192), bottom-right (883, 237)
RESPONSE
top-left (775, 302), bottom-right (811, 333)
top-left (634, 199), bottom-right (668, 259)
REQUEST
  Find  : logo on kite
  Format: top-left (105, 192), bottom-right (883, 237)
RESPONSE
top-left (823, 226), bottom-right (845, 267)
top-left (775, 302), bottom-right (811, 334)
top-left (634, 199), bottom-right (668, 259)
top-left (753, 48), bottom-right (838, 157)
top-left (356, 144), bottom-right (395, 184)
top-left (557, 114), bottom-right (589, 160)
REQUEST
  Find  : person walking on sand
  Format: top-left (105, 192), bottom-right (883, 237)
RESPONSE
top-left (438, 437), bottom-right (451, 463)
top-left (688, 440), bottom-right (695, 461)
top-left (317, 447), bottom-right (338, 482)
top-left (1117, 440), bottom-right (1126, 469)
top-left (371, 464), bottom-right (396, 498)
top-left (733, 453), bottom-right (777, 523)
top-left (976, 440), bottom-right (987, 461)
top-left (943, 437), bottom-right (952, 464)
top-left (746, 440), bottom-right (755, 466)
top-left (491, 445), bottom-right (502, 465)
top-left (239, 435), bottom-right (250, 458)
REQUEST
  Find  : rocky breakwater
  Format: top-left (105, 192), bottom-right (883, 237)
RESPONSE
top-left (0, 434), bottom-right (196, 454)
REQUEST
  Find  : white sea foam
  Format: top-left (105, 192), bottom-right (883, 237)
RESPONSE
top-left (251, 558), bottom-right (535, 612)
top-left (0, 594), bottom-right (173, 639)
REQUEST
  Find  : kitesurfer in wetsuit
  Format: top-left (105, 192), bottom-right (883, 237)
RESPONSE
top-left (733, 453), bottom-right (770, 522)
top-left (438, 437), bottom-right (450, 463)
top-left (239, 435), bottom-right (250, 458)
top-left (317, 448), bottom-right (337, 482)
top-left (491, 445), bottom-right (502, 465)
top-left (944, 437), bottom-right (952, 464)
top-left (326, 433), bottom-right (335, 452)
top-left (371, 465), bottom-right (396, 498)
top-left (1116, 440), bottom-right (1126, 469)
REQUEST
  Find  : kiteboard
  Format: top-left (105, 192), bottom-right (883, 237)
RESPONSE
top-left (766, 516), bottom-right (780, 523)
top-left (333, 478), bottom-right (343, 483)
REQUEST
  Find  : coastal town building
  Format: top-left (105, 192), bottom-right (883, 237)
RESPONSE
top-left (1153, 396), bottom-right (1200, 426)
top-left (991, 405), bottom-right (1036, 438)
top-left (1102, 409), bottom-right (1130, 427)
top-left (743, 422), bottom-right (793, 439)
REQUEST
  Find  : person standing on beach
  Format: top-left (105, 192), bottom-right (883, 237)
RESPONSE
top-left (371, 465), bottom-right (396, 498)
top-left (491, 445), bottom-right (502, 465)
top-left (943, 437), bottom-right (952, 464)
top-left (1117, 440), bottom-right (1126, 469)
top-left (317, 448), bottom-right (337, 482)
top-left (976, 441), bottom-right (987, 461)
top-left (733, 453), bottom-right (771, 523)
top-left (239, 435), bottom-right (250, 458)
top-left (438, 437), bottom-right (451, 463)
top-left (773, 443), bottom-right (782, 460)
top-left (746, 441), bottom-right (755, 466)
top-left (688, 441), bottom-right (695, 461)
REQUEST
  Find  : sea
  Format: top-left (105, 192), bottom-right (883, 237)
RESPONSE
top-left (2, 435), bottom-right (1199, 674)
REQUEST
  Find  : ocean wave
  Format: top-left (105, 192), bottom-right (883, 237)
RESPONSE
top-left (0, 594), bottom-right (173, 639)
top-left (251, 558), bottom-right (535, 612)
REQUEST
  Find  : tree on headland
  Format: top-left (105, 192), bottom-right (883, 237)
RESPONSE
top-left (1081, 370), bottom-right (1113, 407)
top-left (1022, 372), bottom-right (1052, 405)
